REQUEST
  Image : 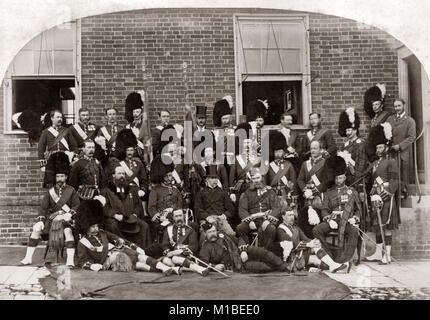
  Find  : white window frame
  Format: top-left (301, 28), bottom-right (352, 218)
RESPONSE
top-left (3, 19), bottom-right (82, 134)
top-left (233, 14), bottom-right (312, 128)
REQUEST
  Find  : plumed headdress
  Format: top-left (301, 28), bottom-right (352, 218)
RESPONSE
top-left (338, 107), bottom-right (361, 137)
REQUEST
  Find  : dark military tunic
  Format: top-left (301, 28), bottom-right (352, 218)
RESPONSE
top-left (265, 159), bottom-right (297, 197)
top-left (213, 125), bottom-right (236, 167)
top-left (97, 124), bottom-right (122, 152)
top-left (301, 126), bottom-right (337, 157)
top-left (194, 186), bottom-right (235, 222)
top-left (37, 126), bottom-right (78, 161)
top-left (339, 137), bottom-right (368, 188)
top-left (199, 236), bottom-right (232, 266)
top-left (148, 184), bottom-right (183, 220)
top-left (69, 122), bottom-right (99, 147)
top-left (369, 156), bottom-right (400, 229)
top-left (38, 184), bottom-right (80, 235)
top-left (297, 157), bottom-right (330, 193)
top-left (161, 224), bottom-right (198, 254)
top-left (370, 110), bottom-right (390, 128)
top-left (313, 184), bottom-right (361, 263)
top-left (236, 185), bottom-right (281, 248)
top-left (238, 186), bottom-right (281, 221)
top-left (68, 157), bottom-right (107, 193)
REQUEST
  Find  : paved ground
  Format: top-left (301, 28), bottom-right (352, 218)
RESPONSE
top-left (1, 245), bottom-right (430, 300)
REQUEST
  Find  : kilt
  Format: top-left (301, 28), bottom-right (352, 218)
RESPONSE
top-left (372, 196), bottom-right (400, 230)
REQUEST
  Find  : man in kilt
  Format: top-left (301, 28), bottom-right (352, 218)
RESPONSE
top-left (20, 152), bottom-right (80, 267)
top-left (365, 122), bottom-right (400, 264)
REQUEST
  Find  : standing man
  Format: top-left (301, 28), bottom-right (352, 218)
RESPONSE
top-left (365, 123), bottom-right (400, 264)
top-left (69, 139), bottom-right (107, 200)
top-left (20, 153), bottom-right (80, 267)
top-left (266, 130), bottom-right (297, 208)
top-left (148, 155), bottom-right (183, 241)
top-left (69, 108), bottom-right (99, 153)
top-left (363, 84), bottom-right (390, 129)
top-left (302, 112), bottom-right (337, 159)
top-left (312, 156), bottom-right (362, 264)
top-left (387, 98), bottom-right (416, 198)
top-left (124, 92), bottom-right (150, 165)
top-left (246, 99), bottom-right (269, 156)
top-left (151, 110), bottom-right (184, 158)
top-left (337, 107), bottom-right (368, 189)
top-left (212, 96), bottom-right (236, 174)
top-left (38, 110), bottom-right (78, 181)
top-left (297, 141), bottom-right (332, 238)
top-left (97, 107), bottom-right (122, 153)
top-left (236, 169), bottom-right (281, 250)
top-left (189, 105), bottom-right (215, 160)
top-left (278, 113), bottom-right (300, 165)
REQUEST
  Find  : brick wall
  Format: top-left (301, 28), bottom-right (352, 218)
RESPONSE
top-left (0, 8), bottom-right (423, 255)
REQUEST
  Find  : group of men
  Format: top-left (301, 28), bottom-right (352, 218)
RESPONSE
top-left (17, 83), bottom-right (416, 275)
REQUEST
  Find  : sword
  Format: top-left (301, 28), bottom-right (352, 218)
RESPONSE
top-left (188, 253), bottom-right (230, 278)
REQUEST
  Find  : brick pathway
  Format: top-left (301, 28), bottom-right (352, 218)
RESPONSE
top-left (0, 266), bottom-right (54, 300)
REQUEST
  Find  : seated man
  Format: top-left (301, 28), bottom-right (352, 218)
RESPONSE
top-left (199, 222), bottom-right (289, 273)
top-left (100, 165), bottom-right (151, 248)
top-left (194, 165), bottom-right (236, 241)
top-left (312, 156), bottom-right (361, 264)
top-left (161, 209), bottom-right (209, 276)
top-left (148, 155), bottom-right (184, 241)
top-left (75, 199), bottom-right (179, 275)
top-left (297, 140), bottom-right (332, 238)
top-left (272, 204), bottom-right (350, 273)
top-left (20, 153), bottom-right (80, 267)
top-left (236, 169), bottom-right (281, 250)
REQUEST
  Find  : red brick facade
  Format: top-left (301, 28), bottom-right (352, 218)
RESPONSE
top-left (0, 8), bottom-right (411, 253)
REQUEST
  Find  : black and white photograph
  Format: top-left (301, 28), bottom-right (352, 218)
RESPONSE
top-left (0, 0), bottom-right (430, 306)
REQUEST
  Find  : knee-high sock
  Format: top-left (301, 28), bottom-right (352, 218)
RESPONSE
top-left (65, 240), bottom-right (75, 266)
top-left (135, 262), bottom-right (153, 272)
top-left (21, 238), bottom-right (40, 263)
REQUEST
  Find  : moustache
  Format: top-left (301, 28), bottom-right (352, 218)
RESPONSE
top-left (208, 235), bottom-right (218, 241)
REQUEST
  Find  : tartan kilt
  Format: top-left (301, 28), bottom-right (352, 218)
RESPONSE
top-left (371, 196), bottom-right (400, 230)
top-left (41, 219), bottom-right (74, 239)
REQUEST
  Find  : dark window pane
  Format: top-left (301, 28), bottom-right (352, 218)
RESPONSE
top-left (242, 80), bottom-right (302, 125)
top-left (12, 78), bottom-right (75, 129)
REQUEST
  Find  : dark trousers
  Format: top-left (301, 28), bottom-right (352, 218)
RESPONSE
top-left (298, 206), bottom-right (320, 239)
top-left (242, 246), bottom-right (284, 273)
top-left (236, 219), bottom-right (277, 250)
top-left (312, 221), bottom-right (359, 263)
